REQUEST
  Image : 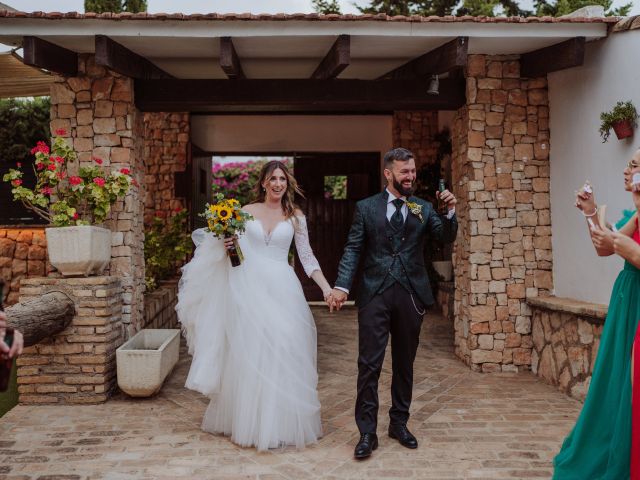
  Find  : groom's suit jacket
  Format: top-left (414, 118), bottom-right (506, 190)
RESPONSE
top-left (335, 190), bottom-right (458, 308)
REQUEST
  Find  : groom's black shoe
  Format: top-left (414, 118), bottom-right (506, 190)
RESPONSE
top-left (354, 433), bottom-right (378, 459)
top-left (388, 424), bottom-right (418, 449)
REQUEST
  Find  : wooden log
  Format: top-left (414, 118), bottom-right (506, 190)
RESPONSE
top-left (5, 292), bottom-right (75, 347)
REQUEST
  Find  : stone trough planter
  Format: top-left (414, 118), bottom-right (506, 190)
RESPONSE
top-left (116, 329), bottom-right (180, 397)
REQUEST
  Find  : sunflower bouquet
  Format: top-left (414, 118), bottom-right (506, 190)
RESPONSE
top-left (201, 193), bottom-right (253, 267)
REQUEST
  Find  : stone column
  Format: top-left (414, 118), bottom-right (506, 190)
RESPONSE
top-left (143, 112), bottom-right (189, 226)
top-left (451, 55), bottom-right (553, 372)
top-left (49, 54), bottom-right (145, 336)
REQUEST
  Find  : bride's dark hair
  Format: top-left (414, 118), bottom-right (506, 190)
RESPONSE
top-left (252, 160), bottom-right (304, 219)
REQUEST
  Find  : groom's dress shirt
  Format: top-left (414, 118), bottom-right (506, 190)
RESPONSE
top-left (335, 189), bottom-right (455, 295)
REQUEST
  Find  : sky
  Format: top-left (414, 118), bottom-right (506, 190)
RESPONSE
top-left (3, 0), bottom-right (639, 15)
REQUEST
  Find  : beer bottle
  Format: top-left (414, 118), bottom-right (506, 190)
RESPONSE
top-left (437, 179), bottom-right (448, 214)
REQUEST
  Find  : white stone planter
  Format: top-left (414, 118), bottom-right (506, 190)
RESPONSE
top-left (45, 225), bottom-right (111, 276)
top-left (432, 260), bottom-right (453, 282)
top-left (116, 329), bottom-right (180, 397)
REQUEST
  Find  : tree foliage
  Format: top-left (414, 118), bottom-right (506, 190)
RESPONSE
top-left (84, 0), bottom-right (147, 13)
top-left (0, 97), bottom-right (50, 169)
top-left (312, 0), bottom-right (343, 14)
top-left (534, 0), bottom-right (631, 16)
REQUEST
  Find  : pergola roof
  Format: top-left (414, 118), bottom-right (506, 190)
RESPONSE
top-left (0, 50), bottom-right (52, 98)
top-left (0, 10), bottom-right (613, 80)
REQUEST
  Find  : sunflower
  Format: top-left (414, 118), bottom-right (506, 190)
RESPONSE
top-left (209, 205), bottom-right (218, 214)
top-left (228, 199), bottom-right (239, 206)
top-left (217, 206), bottom-right (232, 221)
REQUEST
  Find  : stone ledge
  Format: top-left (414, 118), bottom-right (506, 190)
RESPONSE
top-left (527, 296), bottom-right (607, 322)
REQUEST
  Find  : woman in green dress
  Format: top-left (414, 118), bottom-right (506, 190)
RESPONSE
top-left (553, 151), bottom-right (640, 480)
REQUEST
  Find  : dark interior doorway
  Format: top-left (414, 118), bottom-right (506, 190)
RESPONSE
top-left (294, 152), bottom-right (381, 301)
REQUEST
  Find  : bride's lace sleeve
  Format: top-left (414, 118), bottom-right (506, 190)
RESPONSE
top-left (294, 215), bottom-right (321, 277)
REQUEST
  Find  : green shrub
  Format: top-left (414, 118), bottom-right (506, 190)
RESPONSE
top-left (144, 209), bottom-right (191, 292)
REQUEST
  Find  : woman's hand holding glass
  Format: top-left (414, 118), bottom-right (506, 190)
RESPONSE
top-left (575, 181), bottom-right (597, 215)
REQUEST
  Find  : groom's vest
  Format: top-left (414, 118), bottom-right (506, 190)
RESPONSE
top-left (377, 218), bottom-right (414, 295)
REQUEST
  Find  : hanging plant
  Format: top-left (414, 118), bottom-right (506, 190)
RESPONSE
top-left (599, 100), bottom-right (638, 142)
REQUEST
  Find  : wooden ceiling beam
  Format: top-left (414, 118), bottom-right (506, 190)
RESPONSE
top-left (378, 36), bottom-right (468, 80)
top-left (311, 35), bottom-right (350, 80)
top-left (22, 36), bottom-right (78, 77)
top-left (134, 78), bottom-right (466, 112)
top-left (95, 35), bottom-right (174, 79)
top-left (521, 37), bottom-right (585, 78)
top-left (220, 37), bottom-right (245, 80)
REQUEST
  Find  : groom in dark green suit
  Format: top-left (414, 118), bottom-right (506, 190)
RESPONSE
top-left (330, 147), bottom-right (458, 459)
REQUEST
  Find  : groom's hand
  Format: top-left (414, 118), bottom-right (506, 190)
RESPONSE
top-left (436, 189), bottom-right (457, 209)
top-left (330, 288), bottom-right (348, 312)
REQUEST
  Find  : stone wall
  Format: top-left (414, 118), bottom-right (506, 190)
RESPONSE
top-left (16, 277), bottom-right (123, 404)
top-left (143, 112), bottom-right (189, 226)
top-left (392, 111), bottom-right (439, 168)
top-left (451, 54), bottom-right (553, 372)
top-left (143, 279), bottom-right (179, 330)
top-left (0, 228), bottom-right (47, 306)
top-left (50, 54), bottom-right (146, 336)
top-left (529, 296), bottom-right (606, 401)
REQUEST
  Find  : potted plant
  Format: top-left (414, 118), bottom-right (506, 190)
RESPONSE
top-left (2, 130), bottom-right (135, 276)
top-left (599, 100), bottom-right (638, 142)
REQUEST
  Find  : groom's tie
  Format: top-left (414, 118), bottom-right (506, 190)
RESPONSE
top-left (390, 198), bottom-right (405, 230)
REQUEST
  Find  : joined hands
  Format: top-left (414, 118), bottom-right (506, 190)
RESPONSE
top-left (324, 288), bottom-right (347, 312)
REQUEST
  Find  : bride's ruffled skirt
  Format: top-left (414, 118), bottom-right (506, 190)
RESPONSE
top-left (176, 231), bottom-right (322, 450)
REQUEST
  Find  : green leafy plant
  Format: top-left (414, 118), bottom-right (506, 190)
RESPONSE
top-left (2, 131), bottom-right (135, 226)
top-left (599, 101), bottom-right (638, 142)
top-left (144, 208), bottom-right (192, 292)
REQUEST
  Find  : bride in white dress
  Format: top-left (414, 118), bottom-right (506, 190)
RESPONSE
top-left (176, 160), bottom-right (333, 451)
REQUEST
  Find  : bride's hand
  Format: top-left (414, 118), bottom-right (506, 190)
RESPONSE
top-left (223, 235), bottom-right (237, 250)
top-left (575, 181), bottom-right (596, 214)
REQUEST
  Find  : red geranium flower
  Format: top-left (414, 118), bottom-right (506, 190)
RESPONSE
top-left (55, 128), bottom-right (67, 136)
top-left (16, 162), bottom-right (21, 168)
top-left (94, 158), bottom-right (103, 165)
top-left (36, 162), bottom-right (44, 171)
top-left (120, 168), bottom-right (130, 175)
top-left (73, 212), bottom-right (79, 220)
top-left (93, 177), bottom-right (106, 187)
top-left (47, 164), bottom-right (57, 171)
top-left (56, 171), bottom-right (66, 180)
top-left (40, 186), bottom-right (53, 195)
top-left (69, 176), bottom-right (83, 186)
top-left (11, 179), bottom-right (22, 187)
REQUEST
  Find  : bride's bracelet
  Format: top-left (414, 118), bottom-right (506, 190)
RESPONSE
top-left (582, 208), bottom-right (597, 217)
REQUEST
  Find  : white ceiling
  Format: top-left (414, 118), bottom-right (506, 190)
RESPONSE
top-left (0, 18), bottom-right (609, 79)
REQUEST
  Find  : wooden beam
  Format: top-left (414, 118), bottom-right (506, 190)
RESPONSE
top-left (311, 35), bottom-right (350, 80)
top-left (22, 36), bottom-right (77, 76)
top-left (521, 37), bottom-right (585, 78)
top-left (220, 37), bottom-right (245, 80)
top-left (134, 78), bottom-right (466, 113)
top-left (95, 35), bottom-right (173, 80)
top-left (379, 37), bottom-right (468, 80)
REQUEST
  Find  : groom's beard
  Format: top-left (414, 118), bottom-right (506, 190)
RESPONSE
top-left (392, 175), bottom-right (415, 197)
